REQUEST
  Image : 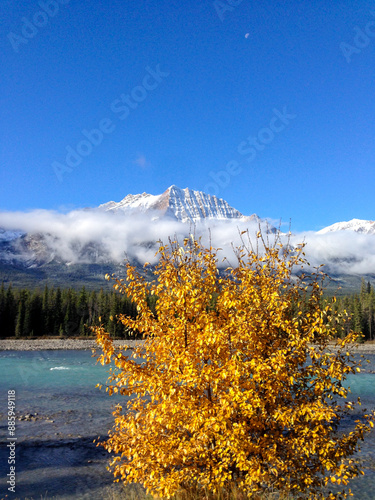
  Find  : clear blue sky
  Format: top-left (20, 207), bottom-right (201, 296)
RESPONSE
top-left (1, 0), bottom-right (374, 231)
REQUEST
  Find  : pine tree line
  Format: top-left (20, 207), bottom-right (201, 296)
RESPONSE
top-left (328, 279), bottom-right (375, 341)
top-left (1, 279), bottom-right (375, 341)
top-left (0, 283), bottom-right (155, 339)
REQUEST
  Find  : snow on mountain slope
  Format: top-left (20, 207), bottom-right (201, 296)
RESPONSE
top-left (0, 229), bottom-right (25, 241)
top-left (318, 219), bottom-right (375, 235)
top-left (99, 185), bottom-right (259, 223)
top-left (3, 187), bottom-right (375, 280)
top-left (0, 186), bottom-right (272, 270)
top-left (99, 192), bottom-right (161, 214)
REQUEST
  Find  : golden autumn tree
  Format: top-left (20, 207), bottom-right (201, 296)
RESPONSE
top-left (94, 234), bottom-right (374, 499)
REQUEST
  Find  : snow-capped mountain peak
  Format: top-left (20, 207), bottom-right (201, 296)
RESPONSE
top-left (318, 218), bottom-right (375, 235)
top-left (99, 185), bottom-right (258, 223)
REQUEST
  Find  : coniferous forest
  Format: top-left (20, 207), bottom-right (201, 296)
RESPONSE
top-left (0, 279), bottom-right (374, 340)
top-left (330, 279), bottom-right (375, 341)
top-left (0, 283), bottom-right (157, 339)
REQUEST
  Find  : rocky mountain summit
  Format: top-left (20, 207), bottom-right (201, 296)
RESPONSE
top-left (99, 185), bottom-right (260, 224)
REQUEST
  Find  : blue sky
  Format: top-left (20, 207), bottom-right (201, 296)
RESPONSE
top-left (1, 0), bottom-right (374, 231)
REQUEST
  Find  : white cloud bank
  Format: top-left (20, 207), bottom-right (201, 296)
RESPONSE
top-left (0, 209), bottom-right (374, 275)
top-left (289, 231), bottom-right (375, 275)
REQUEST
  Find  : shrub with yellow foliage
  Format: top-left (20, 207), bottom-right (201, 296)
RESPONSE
top-left (94, 233), bottom-right (374, 499)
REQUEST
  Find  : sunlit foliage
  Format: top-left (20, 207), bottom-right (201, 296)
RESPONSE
top-left (94, 233), bottom-right (374, 499)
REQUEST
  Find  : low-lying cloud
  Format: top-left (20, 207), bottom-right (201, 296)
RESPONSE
top-left (289, 231), bottom-right (375, 275)
top-left (0, 209), bottom-right (374, 275)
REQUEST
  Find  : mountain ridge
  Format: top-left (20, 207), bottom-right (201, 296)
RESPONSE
top-left (1, 187), bottom-right (375, 290)
top-left (318, 218), bottom-right (375, 235)
top-left (98, 185), bottom-right (260, 224)
top-left (0, 186), bottom-right (267, 272)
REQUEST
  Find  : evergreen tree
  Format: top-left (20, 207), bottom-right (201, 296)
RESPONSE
top-left (23, 293), bottom-right (32, 336)
top-left (97, 288), bottom-right (106, 318)
top-left (360, 277), bottom-right (367, 301)
top-left (42, 284), bottom-right (53, 335)
top-left (367, 302), bottom-right (374, 341)
top-left (77, 286), bottom-right (89, 336)
top-left (88, 290), bottom-right (97, 325)
top-left (0, 283), bottom-right (6, 338)
top-left (3, 285), bottom-right (17, 337)
top-left (28, 291), bottom-right (43, 337)
top-left (15, 290), bottom-right (28, 337)
top-left (51, 287), bottom-right (63, 336)
top-left (63, 289), bottom-right (79, 336)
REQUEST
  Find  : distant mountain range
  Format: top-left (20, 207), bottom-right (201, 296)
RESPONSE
top-left (99, 187), bottom-right (375, 236)
top-left (0, 185), bottom-right (375, 290)
top-left (98, 185), bottom-right (260, 223)
top-left (317, 218), bottom-right (375, 235)
top-left (0, 185), bottom-right (266, 266)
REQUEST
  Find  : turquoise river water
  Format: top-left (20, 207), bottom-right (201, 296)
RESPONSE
top-left (0, 349), bottom-right (374, 499)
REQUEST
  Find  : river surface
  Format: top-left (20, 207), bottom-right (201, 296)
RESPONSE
top-left (0, 349), bottom-right (374, 499)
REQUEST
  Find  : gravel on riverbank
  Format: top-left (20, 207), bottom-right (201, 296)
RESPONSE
top-left (1, 338), bottom-right (375, 351)
top-left (0, 338), bottom-right (144, 351)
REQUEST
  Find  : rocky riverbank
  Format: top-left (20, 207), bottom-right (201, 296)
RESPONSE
top-left (0, 338), bottom-right (144, 350)
top-left (1, 338), bottom-right (375, 351)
